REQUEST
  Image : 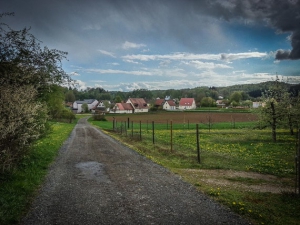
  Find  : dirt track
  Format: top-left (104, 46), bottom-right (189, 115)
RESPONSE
top-left (21, 118), bottom-right (250, 225)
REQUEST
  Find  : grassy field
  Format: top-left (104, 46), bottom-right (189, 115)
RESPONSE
top-left (90, 111), bottom-right (300, 225)
top-left (0, 121), bottom-right (76, 225)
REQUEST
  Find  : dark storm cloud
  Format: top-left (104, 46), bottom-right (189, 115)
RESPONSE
top-left (2, 0), bottom-right (300, 60)
top-left (198, 0), bottom-right (300, 60)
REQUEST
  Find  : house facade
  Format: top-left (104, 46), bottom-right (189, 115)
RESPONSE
top-left (216, 100), bottom-right (226, 108)
top-left (163, 100), bottom-right (176, 110)
top-left (72, 99), bottom-right (98, 113)
top-left (126, 98), bottom-right (149, 113)
top-left (92, 100), bottom-right (111, 114)
top-left (111, 103), bottom-right (134, 114)
top-left (178, 98), bottom-right (196, 110)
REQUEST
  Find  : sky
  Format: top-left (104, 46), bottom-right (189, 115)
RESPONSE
top-left (1, 0), bottom-right (300, 91)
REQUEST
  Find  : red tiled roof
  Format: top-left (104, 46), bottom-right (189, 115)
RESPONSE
top-left (128, 98), bottom-right (148, 109)
top-left (166, 100), bottom-right (176, 106)
top-left (179, 98), bottom-right (194, 106)
top-left (116, 103), bottom-right (133, 111)
top-left (154, 99), bottom-right (164, 106)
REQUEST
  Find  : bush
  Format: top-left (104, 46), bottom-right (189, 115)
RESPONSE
top-left (0, 85), bottom-right (48, 173)
top-left (93, 114), bottom-right (107, 121)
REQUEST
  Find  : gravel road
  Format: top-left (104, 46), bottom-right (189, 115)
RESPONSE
top-left (21, 118), bottom-right (251, 225)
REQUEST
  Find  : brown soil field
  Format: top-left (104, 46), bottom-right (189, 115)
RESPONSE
top-left (107, 111), bottom-right (258, 124)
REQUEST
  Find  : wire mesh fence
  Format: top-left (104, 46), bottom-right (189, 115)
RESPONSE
top-left (112, 118), bottom-right (203, 166)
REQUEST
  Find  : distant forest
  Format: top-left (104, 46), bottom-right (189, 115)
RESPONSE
top-left (64, 81), bottom-right (300, 106)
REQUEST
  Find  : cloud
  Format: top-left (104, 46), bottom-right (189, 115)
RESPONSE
top-left (220, 52), bottom-right (268, 61)
top-left (122, 53), bottom-right (220, 61)
top-left (123, 52), bottom-right (267, 62)
top-left (123, 59), bottom-right (141, 64)
top-left (74, 79), bottom-right (87, 91)
top-left (122, 41), bottom-right (146, 50)
top-left (183, 60), bottom-right (232, 70)
top-left (209, 0), bottom-right (300, 60)
top-left (69, 72), bottom-right (80, 76)
top-left (86, 69), bottom-right (153, 76)
top-left (98, 50), bottom-right (116, 58)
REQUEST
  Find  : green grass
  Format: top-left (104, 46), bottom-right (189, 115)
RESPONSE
top-left (90, 117), bottom-right (300, 225)
top-left (0, 121), bottom-right (76, 225)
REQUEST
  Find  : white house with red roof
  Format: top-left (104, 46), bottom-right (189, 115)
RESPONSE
top-left (111, 103), bottom-right (134, 113)
top-left (178, 98), bottom-right (196, 110)
top-left (126, 98), bottom-right (149, 113)
top-left (163, 100), bottom-right (176, 110)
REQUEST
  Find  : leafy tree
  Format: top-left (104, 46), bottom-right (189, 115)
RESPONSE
top-left (81, 103), bottom-right (89, 113)
top-left (201, 97), bottom-right (216, 107)
top-left (258, 78), bottom-right (287, 142)
top-left (114, 95), bottom-right (122, 103)
top-left (0, 13), bottom-right (70, 172)
top-left (229, 91), bottom-right (242, 104)
top-left (130, 89), bottom-right (153, 99)
top-left (65, 90), bottom-right (76, 102)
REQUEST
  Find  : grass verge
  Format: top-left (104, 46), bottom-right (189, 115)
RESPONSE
top-left (0, 121), bottom-right (76, 225)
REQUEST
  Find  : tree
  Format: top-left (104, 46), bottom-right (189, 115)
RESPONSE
top-left (258, 78), bottom-right (287, 142)
top-left (82, 103), bottom-right (89, 113)
top-left (65, 90), bottom-right (76, 102)
top-left (201, 97), bottom-right (216, 107)
top-left (229, 91), bottom-right (242, 104)
top-left (0, 13), bottom-right (70, 172)
top-left (114, 95), bottom-right (122, 103)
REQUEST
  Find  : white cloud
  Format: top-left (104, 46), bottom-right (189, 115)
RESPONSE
top-left (108, 62), bottom-right (120, 66)
top-left (98, 49), bottom-right (116, 58)
top-left (122, 52), bottom-right (220, 61)
top-left (86, 69), bottom-right (153, 76)
top-left (123, 59), bottom-right (141, 64)
top-left (122, 51), bottom-right (268, 62)
top-left (122, 41), bottom-right (146, 50)
top-left (69, 72), bottom-right (80, 76)
top-left (220, 52), bottom-right (268, 61)
top-left (74, 79), bottom-right (87, 90)
top-left (183, 60), bottom-right (233, 70)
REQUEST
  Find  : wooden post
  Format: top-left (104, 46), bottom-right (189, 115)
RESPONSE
top-left (170, 121), bottom-right (173, 152)
top-left (152, 121), bottom-right (155, 144)
top-left (140, 121), bottom-right (142, 140)
top-left (196, 124), bottom-right (200, 163)
top-left (128, 117), bottom-right (130, 129)
top-left (147, 120), bottom-right (148, 132)
top-left (297, 129), bottom-right (300, 194)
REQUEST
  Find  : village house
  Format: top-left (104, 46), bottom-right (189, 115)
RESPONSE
top-left (216, 100), bottom-right (226, 108)
top-left (154, 98), bottom-right (165, 108)
top-left (92, 100), bottom-right (111, 114)
top-left (72, 99), bottom-right (98, 113)
top-left (163, 100), bottom-right (176, 110)
top-left (111, 103), bottom-right (134, 114)
top-left (178, 98), bottom-right (196, 110)
top-left (126, 98), bottom-right (149, 113)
